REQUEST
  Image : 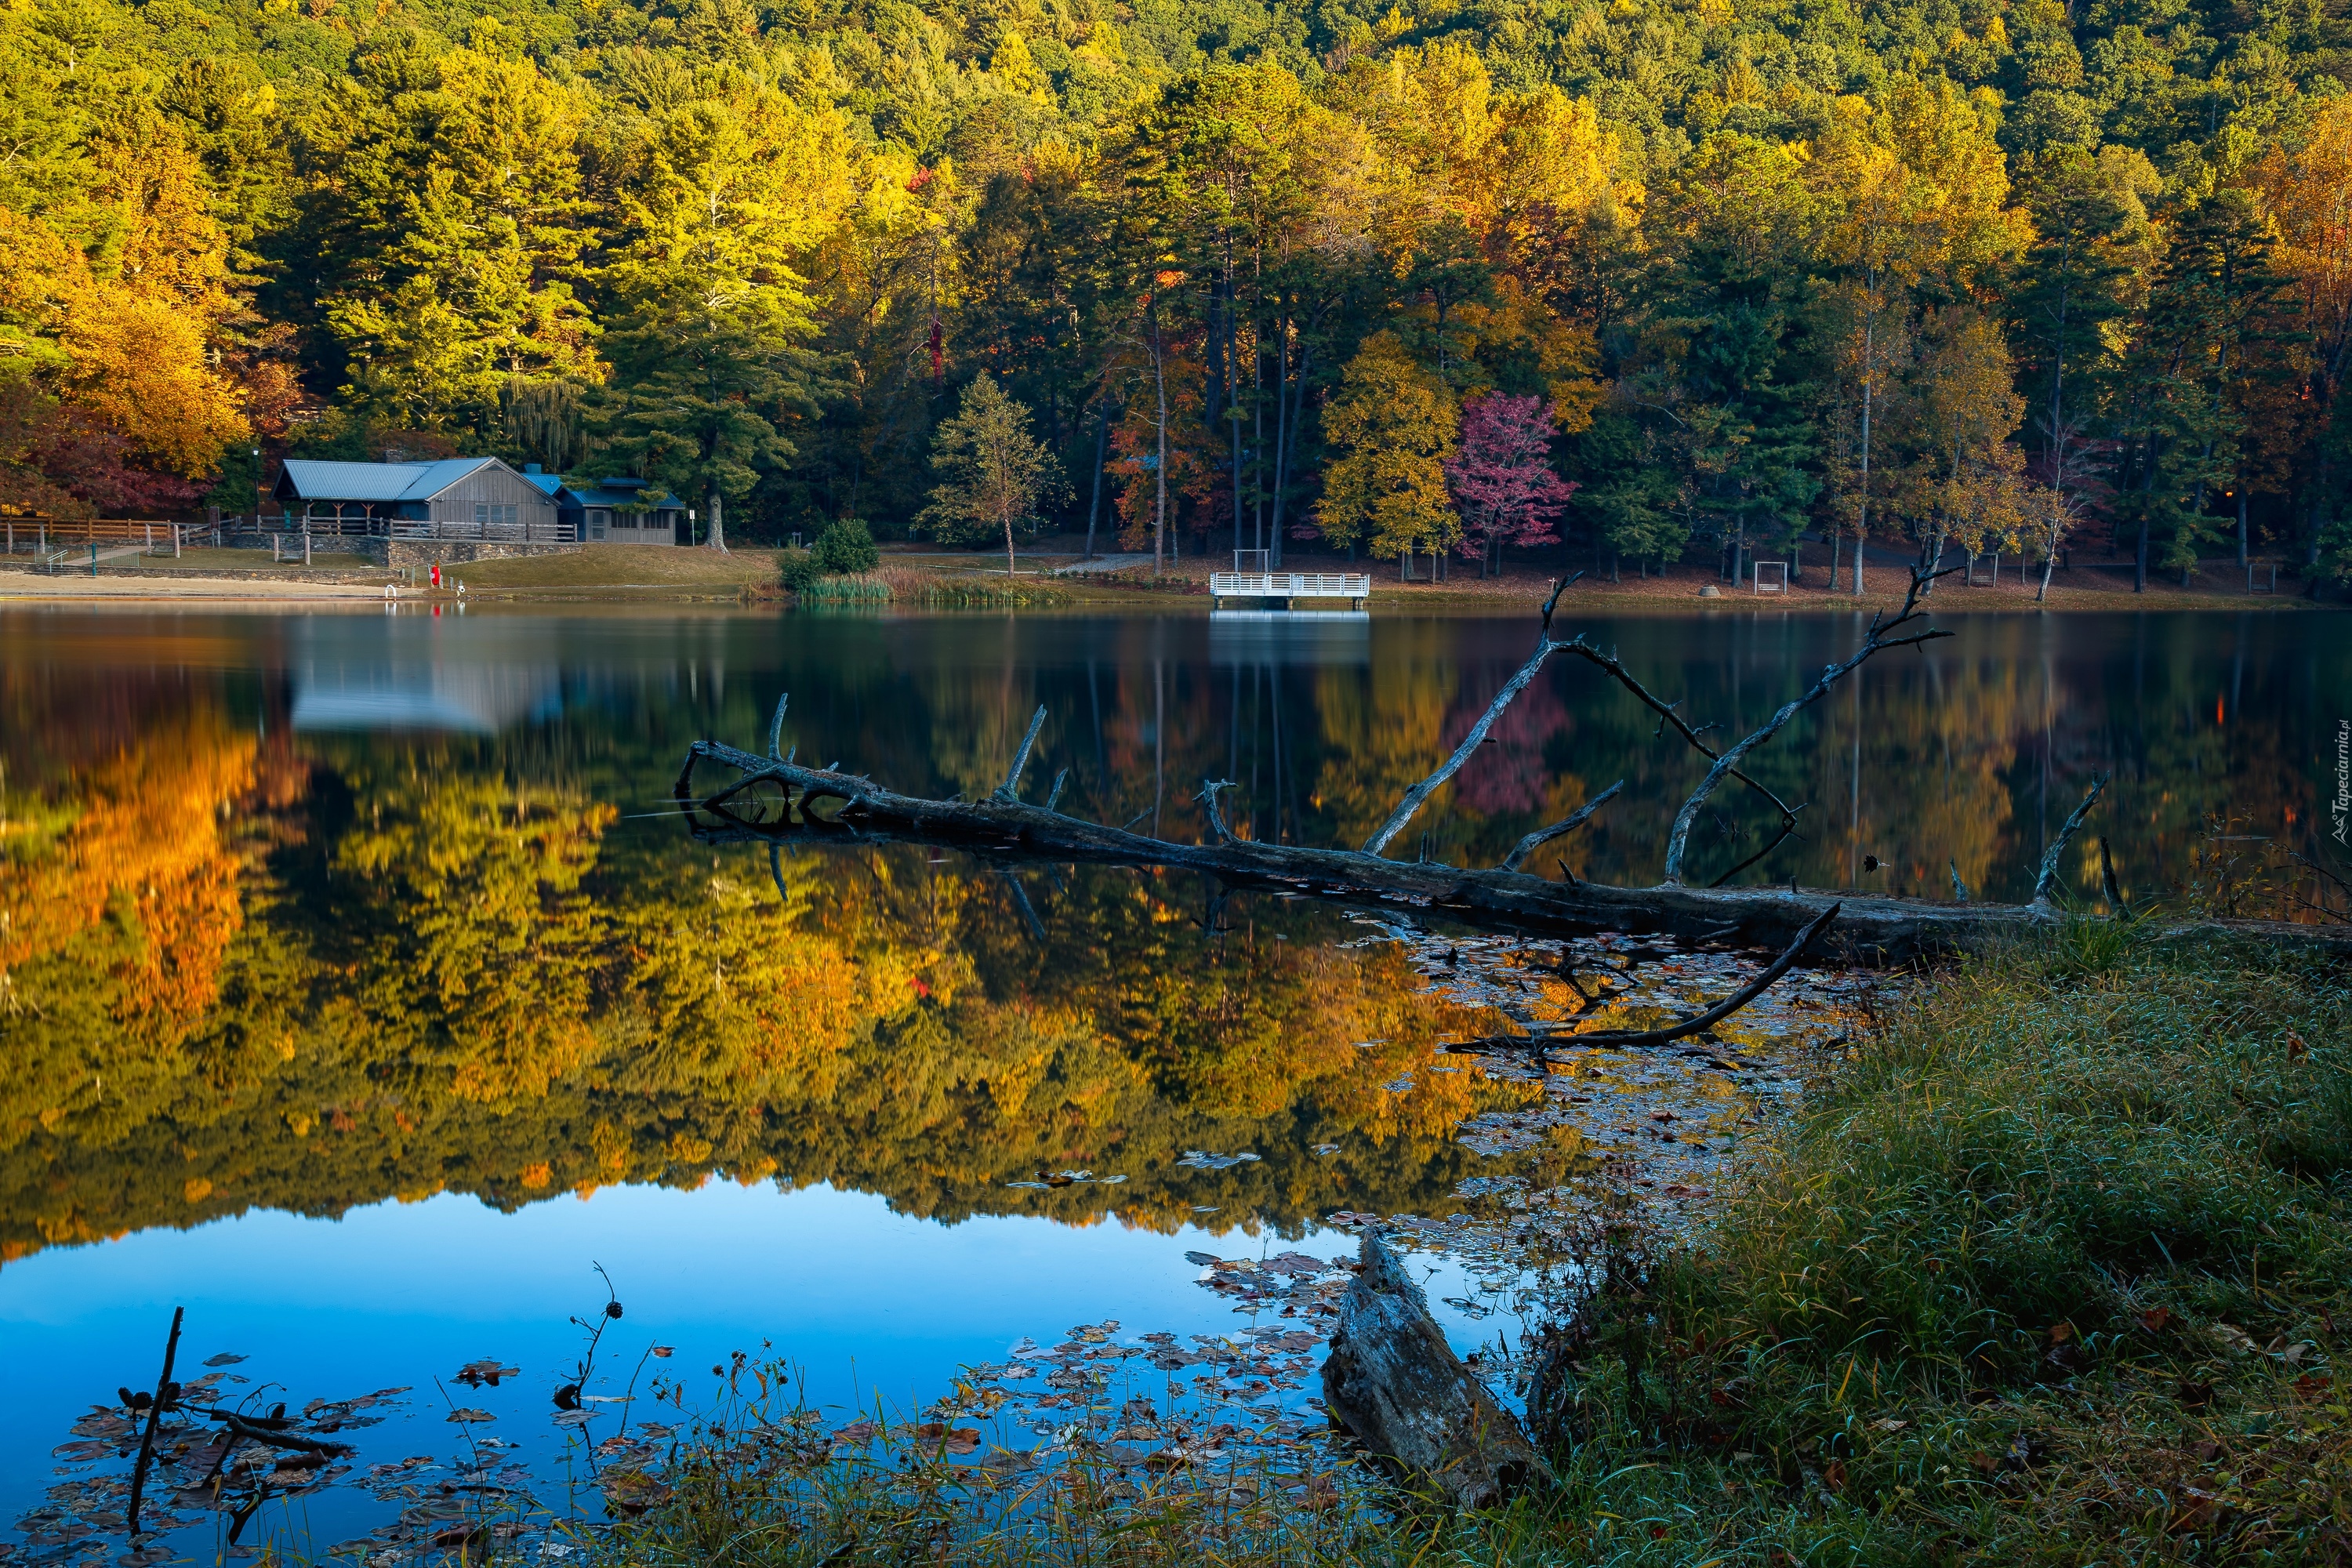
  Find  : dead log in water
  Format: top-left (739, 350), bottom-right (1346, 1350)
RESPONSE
top-left (673, 564), bottom-right (2352, 968)
top-left (673, 738), bottom-right (2350, 964)
top-left (1320, 1233), bottom-right (1538, 1508)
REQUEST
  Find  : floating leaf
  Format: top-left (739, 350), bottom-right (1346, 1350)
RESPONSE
top-left (201, 1354), bottom-right (247, 1369)
top-left (599, 1470), bottom-right (671, 1514)
top-left (910, 1424), bottom-right (982, 1456)
top-left (445, 1409), bottom-right (495, 1424)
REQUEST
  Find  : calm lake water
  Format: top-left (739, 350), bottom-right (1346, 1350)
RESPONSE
top-left (2, 601), bottom-right (2343, 1562)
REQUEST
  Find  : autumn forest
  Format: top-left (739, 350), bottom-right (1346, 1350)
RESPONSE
top-left (5, 0), bottom-right (2352, 579)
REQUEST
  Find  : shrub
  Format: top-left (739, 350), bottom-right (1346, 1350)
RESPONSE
top-left (778, 547), bottom-right (822, 593)
top-left (813, 518), bottom-right (879, 575)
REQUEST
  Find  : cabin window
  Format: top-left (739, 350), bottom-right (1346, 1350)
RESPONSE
top-left (473, 503), bottom-right (517, 528)
top-left (589, 509), bottom-right (610, 540)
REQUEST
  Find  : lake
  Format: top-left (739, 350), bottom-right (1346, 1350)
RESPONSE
top-left (2, 601), bottom-right (2342, 1562)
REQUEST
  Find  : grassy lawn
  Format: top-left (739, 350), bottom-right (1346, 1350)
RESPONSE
top-left (452, 543), bottom-right (782, 590)
top-left (600, 925), bottom-right (2352, 1566)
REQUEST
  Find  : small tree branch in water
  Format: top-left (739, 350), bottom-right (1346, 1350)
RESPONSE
top-left (996, 706), bottom-right (1049, 803)
top-left (125, 1305), bottom-right (184, 1536)
top-left (1454, 902), bottom-right (1842, 1051)
top-left (2032, 773), bottom-right (2109, 907)
top-left (1500, 780), bottom-right (1624, 873)
top-left (1658, 563), bottom-right (1956, 884)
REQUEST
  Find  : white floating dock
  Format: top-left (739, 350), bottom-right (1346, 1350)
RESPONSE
top-left (1207, 571), bottom-right (1372, 611)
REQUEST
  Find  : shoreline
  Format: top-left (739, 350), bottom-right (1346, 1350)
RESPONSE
top-left (602, 930), bottom-right (2349, 1568)
top-left (3, 547), bottom-right (2336, 612)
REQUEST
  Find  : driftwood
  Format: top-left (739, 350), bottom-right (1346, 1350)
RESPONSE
top-left (673, 566), bottom-right (2352, 969)
top-left (125, 1305), bottom-right (184, 1534)
top-left (1320, 1234), bottom-right (1537, 1508)
top-left (674, 737), bottom-right (2350, 964)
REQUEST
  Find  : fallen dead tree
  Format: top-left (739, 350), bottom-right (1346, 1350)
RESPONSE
top-left (672, 564), bottom-right (2350, 974)
top-left (1320, 1233), bottom-right (1538, 1508)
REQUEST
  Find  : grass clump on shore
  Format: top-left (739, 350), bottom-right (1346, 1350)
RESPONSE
top-left (601, 928), bottom-right (2351, 1566)
top-left (1470, 923), bottom-right (2352, 1565)
top-left (872, 564), bottom-right (1073, 607)
top-left (794, 571), bottom-right (892, 604)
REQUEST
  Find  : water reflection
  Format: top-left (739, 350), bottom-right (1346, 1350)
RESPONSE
top-left (3, 604), bottom-right (2339, 1265)
top-left (289, 616), bottom-right (565, 733)
top-left (1, 602), bottom-right (2342, 1557)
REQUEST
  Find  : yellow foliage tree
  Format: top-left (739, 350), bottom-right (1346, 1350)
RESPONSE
top-left (1315, 332), bottom-right (1461, 572)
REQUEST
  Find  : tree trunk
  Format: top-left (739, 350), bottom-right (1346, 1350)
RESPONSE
top-left (706, 483), bottom-right (728, 552)
top-left (1854, 285), bottom-right (1873, 597)
top-left (1083, 407), bottom-right (1109, 561)
top-left (673, 739), bottom-right (2352, 964)
top-left (1321, 1234), bottom-right (1537, 1509)
top-left (1229, 263), bottom-right (1243, 567)
top-left (1270, 313), bottom-right (1290, 568)
top-left (1152, 310), bottom-right (1169, 577)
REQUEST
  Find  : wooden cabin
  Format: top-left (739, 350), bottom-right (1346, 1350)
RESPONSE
top-left (521, 469), bottom-right (688, 543)
top-left (273, 457), bottom-right (567, 540)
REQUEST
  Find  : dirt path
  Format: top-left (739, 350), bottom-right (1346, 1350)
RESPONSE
top-left (0, 568), bottom-right (397, 601)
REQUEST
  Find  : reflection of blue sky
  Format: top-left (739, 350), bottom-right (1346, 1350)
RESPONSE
top-left (1208, 612), bottom-right (1370, 667)
top-left (290, 616), bottom-right (564, 732)
top-left (1, 1183), bottom-right (1415, 1553)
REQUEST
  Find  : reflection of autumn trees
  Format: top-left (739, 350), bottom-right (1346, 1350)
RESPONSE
top-left (0, 713), bottom-right (1526, 1261)
top-left (3, 611), bottom-right (2336, 1261)
top-left (1, 702), bottom-right (259, 1160)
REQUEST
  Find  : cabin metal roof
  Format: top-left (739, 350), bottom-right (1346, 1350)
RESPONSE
top-left (278, 458), bottom-right (504, 503)
top-left (546, 475), bottom-right (683, 510)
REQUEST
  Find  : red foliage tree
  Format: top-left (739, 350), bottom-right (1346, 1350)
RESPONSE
top-left (1443, 393), bottom-right (1578, 575)
top-left (0, 378), bottom-right (207, 519)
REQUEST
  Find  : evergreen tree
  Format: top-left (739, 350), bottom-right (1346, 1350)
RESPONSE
top-left (919, 372), bottom-right (1069, 576)
top-left (590, 93), bottom-right (849, 550)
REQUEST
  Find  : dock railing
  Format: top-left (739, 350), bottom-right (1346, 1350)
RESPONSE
top-left (1209, 571), bottom-right (1372, 600)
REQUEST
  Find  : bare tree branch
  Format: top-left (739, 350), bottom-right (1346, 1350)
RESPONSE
top-left (2032, 773), bottom-right (2109, 906)
top-left (1197, 778), bottom-right (1241, 844)
top-left (1550, 637), bottom-right (1804, 860)
top-left (1707, 806), bottom-right (1809, 889)
top-left (1657, 564), bottom-right (1955, 884)
top-left (996, 706), bottom-right (1049, 802)
top-left (1500, 780), bottom-right (1624, 873)
top-left (1453, 902), bottom-right (1842, 1050)
top-left (1363, 641), bottom-right (1567, 857)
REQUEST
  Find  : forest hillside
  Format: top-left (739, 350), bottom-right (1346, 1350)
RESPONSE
top-left (3, 0), bottom-right (2350, 581)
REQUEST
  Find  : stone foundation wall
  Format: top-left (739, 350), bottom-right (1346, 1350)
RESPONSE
top-left (361, 538), bottom-right (581, 568)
